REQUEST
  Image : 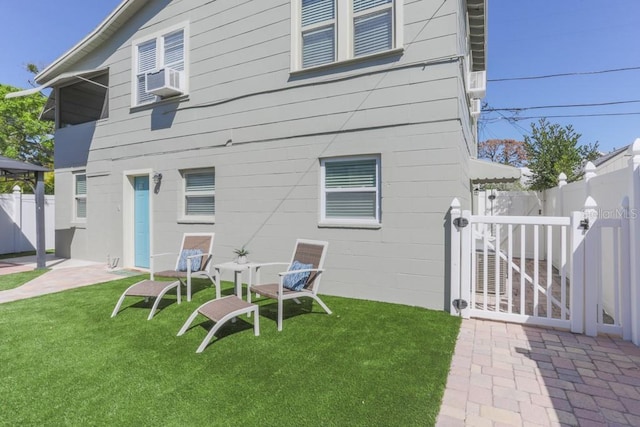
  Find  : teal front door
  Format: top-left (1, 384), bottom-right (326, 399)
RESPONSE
top-left (134, 176), bottom-right (150, 268)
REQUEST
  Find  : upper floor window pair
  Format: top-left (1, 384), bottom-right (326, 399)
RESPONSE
top-left (131, 1), bottom-right (401, 106)
top-left (296, 0), bottom-right (401, 70)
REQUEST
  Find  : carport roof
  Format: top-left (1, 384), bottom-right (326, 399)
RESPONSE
top-left (469, 159), bottom-right (521, 184)
top-left (0, 156), bottom-right (50, 179)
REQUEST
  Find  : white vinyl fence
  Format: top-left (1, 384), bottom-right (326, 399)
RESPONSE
top-left (0, 186), bottom-right (55, 255)
top-left (453, 138), bottom-right (640, 346)
top-left (544, 142), bottom-right (640, 344)
top-left (450, 198), bottom-right (634, 343)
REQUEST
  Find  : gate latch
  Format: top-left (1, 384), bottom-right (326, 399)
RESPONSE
top-left (579, 218), bottom-right (589, 230)
top-left (453, 217), bottom-right (469, 228)
top-left (453, 299), bottom-right (468, 310)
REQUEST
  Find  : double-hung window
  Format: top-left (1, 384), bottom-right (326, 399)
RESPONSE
top-left (293, 0), bottom-right (402, 71)
top-left (133, 24), bottom-right (187, 106)
top-left (321, 156), bottom-right (381, 224)
top-left (353, 0), bottom-right (395, 57)
top-left (300, 0), bottom-right (336, 68)
top-left (74, 172), bottom-right (87, 221)
top-left (183, 169), bottom-right (215, 220)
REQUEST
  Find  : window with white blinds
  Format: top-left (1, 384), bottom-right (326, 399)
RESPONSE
top-left (136, 40), bottom-right (156, 105)
top-left (74, 172), bottom-right (87, 220)
top-left (293, 0), bottom-right (400, 70)
top-left (353, 0), bottom-right (393, 57)
top-left (301, 0), bottom-right (336, 68)
top-left (321, 156), bottom-right (380, 223)
top-left (132, 25), bottom-right (187, 106)
top-left (164, 30), bottom-right (185, 71)
top-left (183, 169), bottom-right (215, 218)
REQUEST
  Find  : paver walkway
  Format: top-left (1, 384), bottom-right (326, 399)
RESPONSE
top-left (0, 256), bottom-right (137, 304)
top-left (0, 261), bottom-right (34, 275)
top-left (437, 319), bottom-right (640, 426)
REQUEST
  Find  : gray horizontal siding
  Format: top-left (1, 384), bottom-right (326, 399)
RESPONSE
top-left (76, 121), bottom-right (467, 309)
top-left (53, 0), bottom-right (474, 310)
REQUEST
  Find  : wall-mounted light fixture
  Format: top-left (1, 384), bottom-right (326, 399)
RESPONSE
top-left (152, 172), bottom-right (163, 185)
top-left (152, 172), bottom-right (163, 194)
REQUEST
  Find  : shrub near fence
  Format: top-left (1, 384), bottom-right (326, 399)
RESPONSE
top-left (0, 186), bottom-right (55, 255)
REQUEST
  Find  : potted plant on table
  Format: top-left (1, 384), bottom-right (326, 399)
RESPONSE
top-left (234, 246), bottom-right (249, 264)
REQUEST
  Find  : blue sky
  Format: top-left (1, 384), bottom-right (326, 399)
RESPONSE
top-left (484, 0), bottom-right (640, 153)
top-left (1, 1), bottom-right (121, 88)
top-left (1, 0), bottom-right (638, 153)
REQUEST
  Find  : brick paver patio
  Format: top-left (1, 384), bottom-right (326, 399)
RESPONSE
top-left (437, 319), bottom-right (640, 426)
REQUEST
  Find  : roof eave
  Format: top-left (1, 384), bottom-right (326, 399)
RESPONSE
top-left (467, 0), bottom-right (487, 72)
top-left (35, 0), bottom-right (149, 84)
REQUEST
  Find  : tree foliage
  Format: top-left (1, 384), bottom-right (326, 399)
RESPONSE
top-left (0, 84), bottom-right (53, 164)
top-left (478, 139), bottom-right (527, 167)
top-left (0, 84), bottom-right (54, 193)
top-left (524, 118), bottom-right (600, 190)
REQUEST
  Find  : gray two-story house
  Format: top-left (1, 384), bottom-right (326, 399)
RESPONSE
top-left (24, 0), bottom-right (503, 310)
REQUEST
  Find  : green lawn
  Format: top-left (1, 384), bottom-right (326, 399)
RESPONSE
top-left (0, 277), bottom-right (460, 426)
top-left (0, 269), bottom-right (49, 291)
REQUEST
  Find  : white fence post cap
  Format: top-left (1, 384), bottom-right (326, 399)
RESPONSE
top-left (584, 196), bottom-right (598, 223)
top-left (451, 197), bottom-right (461, 210)
top-left (558, 173), bottom-right (567, 188)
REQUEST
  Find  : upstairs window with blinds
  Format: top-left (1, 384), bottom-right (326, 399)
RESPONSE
top-left (301, 0), bottom-right (336, 68)
top-left (74, 172), bottom-right (87, 220)
top-left (133, 26), bottom-right (186, 106)
top-left (353, 0), bottom-right (393, 57)
top-left (183, 169), bottom-right (215, 218)
top-left (321, 156), bottom-right (380, 224)
top-left (294, 0), bottom-right (400, 70)
top-left (136, 40), bottom-right (157, 105)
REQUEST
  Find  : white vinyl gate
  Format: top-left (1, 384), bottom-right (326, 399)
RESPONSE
top-left (449, 197), bottom-right (632, 339)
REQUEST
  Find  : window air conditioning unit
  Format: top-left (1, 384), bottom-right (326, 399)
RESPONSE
top-left (470, 99), bottom-right (481, 118)
top-left (468, 70), bottom-right (487, 99)
top-left (145, 68), bottom-right (184, 97)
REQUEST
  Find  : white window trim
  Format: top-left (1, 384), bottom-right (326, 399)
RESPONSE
top-left (291, 0), bottom-right (403, 72)
top-left (180, 168), bottom-right (215, 223)
top-left (319, 155), bottom-right (381, 226)
top-left (130, 21), bottom-right (190, 107)
top-left (73, 171), bottom-right (87, 223)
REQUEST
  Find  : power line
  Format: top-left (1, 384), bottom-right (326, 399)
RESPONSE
top-left (486, 99), bottom-right (640, 112)
top-left (490, 112), bottom-right (640, 121)
top-left (488, 66), bottom-right (640, 82)
top-left (484, 103), bottom-right (530, 136)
